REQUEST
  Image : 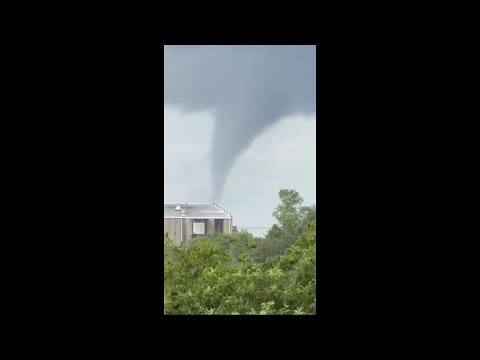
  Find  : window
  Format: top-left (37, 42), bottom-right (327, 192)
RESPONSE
top-left (193, 222), bottom-right (205, 235)
top-left (215, 219), bottom-right (223, 233)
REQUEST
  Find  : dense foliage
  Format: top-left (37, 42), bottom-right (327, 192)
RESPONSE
top-left (251, 189), bottom-right (316, 263)
top-left (164, 189), bottom-right (316, 315)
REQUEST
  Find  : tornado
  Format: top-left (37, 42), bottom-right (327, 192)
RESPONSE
top-left (164, 45), bottom-right (316, 201)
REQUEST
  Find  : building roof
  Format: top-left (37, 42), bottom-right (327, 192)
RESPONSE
top-left (164, 203), bottom-right (232, 219)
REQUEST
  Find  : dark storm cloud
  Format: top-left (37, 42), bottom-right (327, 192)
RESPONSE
top-left (164, 45), bottom-right (316, 201)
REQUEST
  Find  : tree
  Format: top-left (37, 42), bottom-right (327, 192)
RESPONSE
top-left (191, 231), bottom-right (257, 267)
top-left (251, 189), bottom-right (315, 263)
top-left (164, 220), bottom-right (316, 315)
top-left (164, 189), bottom-right (317, 315)
top-left (272, 189), bottom-right (304, 227)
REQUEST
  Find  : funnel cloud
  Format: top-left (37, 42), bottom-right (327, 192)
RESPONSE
top-left (164, 45), bottom-right (316, 201)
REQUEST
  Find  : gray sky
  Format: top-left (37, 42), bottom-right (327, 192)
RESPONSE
top-left (164, 45), bottom-right (316, 236)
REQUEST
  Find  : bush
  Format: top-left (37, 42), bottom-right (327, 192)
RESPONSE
top-left (164, 221), bottom-right (316, 315)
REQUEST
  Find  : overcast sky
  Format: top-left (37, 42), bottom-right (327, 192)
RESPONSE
top-left (164, 45), bottom-right (316, 236)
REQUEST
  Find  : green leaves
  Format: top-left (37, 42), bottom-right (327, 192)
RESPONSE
top-left (164, 189), bottom-right (316, 315)
top-left (249, 189), bottom-right (316, 264)
top-left (268, 267), bottom-right (283, 280)
top-left (164, 219), bottom-right (316, 315)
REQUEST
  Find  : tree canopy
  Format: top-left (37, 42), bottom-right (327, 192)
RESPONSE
top-left (164, 189), bottom-right (316, 315)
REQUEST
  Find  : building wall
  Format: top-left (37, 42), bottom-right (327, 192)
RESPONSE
top-left (165, 217), bottom-right (232, 246)
top-left (164, 218), bottom-right (182, 245)
top-left (223, 219), bottom-right (231, 234)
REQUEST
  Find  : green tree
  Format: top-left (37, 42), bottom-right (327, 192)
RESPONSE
top-left (164, 220), bottom-right (316, 315)
top-left (251, 189), bottom-right (315, 263)
top-left (164, 189), bottom-right (316, 315)
top-left (273, 189), bottom-right (304, 227)
top-left (192, 231), bottom-right (257, 267)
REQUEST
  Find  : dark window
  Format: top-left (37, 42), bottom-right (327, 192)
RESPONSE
top-left (214, 219), bottom-right (223, 233)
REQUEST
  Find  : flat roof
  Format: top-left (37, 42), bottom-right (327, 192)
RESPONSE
top-left (164, 203), bottom-right (232, 219)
